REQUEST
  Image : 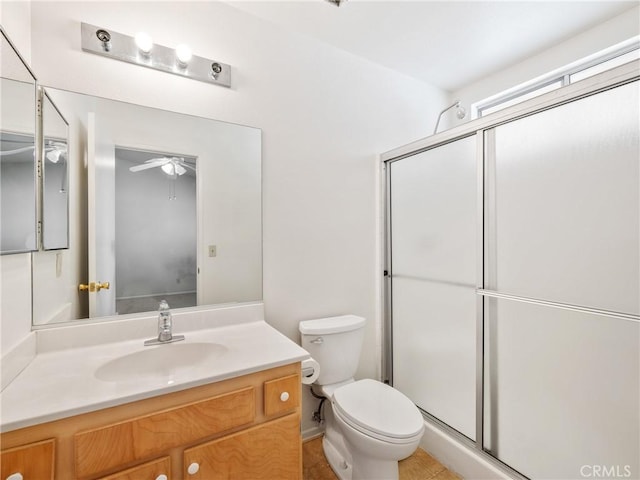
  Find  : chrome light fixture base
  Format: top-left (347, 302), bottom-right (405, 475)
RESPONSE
top-left (81, 22), bottom-right (231, 88)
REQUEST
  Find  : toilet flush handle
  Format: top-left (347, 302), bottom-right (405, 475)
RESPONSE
top-left (310, 337), bottom-right (323, 345)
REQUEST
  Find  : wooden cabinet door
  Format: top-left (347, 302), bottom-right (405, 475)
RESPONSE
top-left (97, 456), bottom-right (171, 480)
top-left (183, 414), bottom-right (301, 480)
top-left (0, 439), bottom-right (55, 480)
top-left (264, 374), bottom-right (300, 418)
top-left (75, 387), bottom-right (254, 478)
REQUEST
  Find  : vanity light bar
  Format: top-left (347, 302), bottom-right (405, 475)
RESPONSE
top-left (80, 22), bottom-right (231, 88)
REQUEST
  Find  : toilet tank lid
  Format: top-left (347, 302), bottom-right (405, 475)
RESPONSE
top-left (299, 315), bottom-right (366, 335)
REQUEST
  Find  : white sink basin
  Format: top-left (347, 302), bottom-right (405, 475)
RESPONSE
top-left (95, 342), bottom-right (227, 382)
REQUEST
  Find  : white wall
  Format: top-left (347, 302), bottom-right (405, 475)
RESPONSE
top-left (451, 5), bottom-right (640, 125)
top-left (21, 1), bottom-right (447, 432)
top-left (0, 0), bottom-right (31, 64)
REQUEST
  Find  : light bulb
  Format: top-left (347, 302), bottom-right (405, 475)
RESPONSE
top-left (175, 44), bottom-right (192, 66)
top-left (174, 163), bottom-right (186, 176)
top-left (135, 32), bottom-right (153, 55)
top-left (161, 163), bottom-right (175, 176)
top-left (46, 150), bottom-right (61, 163)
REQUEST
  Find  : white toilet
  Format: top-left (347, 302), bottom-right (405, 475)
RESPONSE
top-left (300, 315), bottom-right (424, 480)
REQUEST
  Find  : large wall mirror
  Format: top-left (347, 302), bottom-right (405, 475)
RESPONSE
top-left (32, 88), bottom-right (262, 326)
top-left (0, 29), bottom-right (37, 254)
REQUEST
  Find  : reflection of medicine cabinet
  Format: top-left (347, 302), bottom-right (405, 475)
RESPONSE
top-left (0, 28), bottom-right (69, 254)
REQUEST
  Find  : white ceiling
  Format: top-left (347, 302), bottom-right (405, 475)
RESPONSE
top-left (226, 0), bottom-right (638, 91)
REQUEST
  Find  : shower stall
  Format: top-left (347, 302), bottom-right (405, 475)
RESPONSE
top-left (382, 61), bottom-right (639, 479)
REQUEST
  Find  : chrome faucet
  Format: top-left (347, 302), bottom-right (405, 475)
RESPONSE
top-left (144, 300), bottom-right (185, 346)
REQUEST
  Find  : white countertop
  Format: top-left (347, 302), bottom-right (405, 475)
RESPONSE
top-left (1, 317), bottom-right (309, 432)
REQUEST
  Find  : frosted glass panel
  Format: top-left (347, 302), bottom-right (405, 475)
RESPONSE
top-left (489, 81), bottom-right (640, 315)
top-left (393, 279), bottom-right (476, 438)
top-left (484, 298), bottom-right (640, 479)
top-left (390, 136), bottom-right (476, 439)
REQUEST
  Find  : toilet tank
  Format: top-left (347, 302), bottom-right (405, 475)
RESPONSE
top-left (299, 315), bottom-right (366, 386)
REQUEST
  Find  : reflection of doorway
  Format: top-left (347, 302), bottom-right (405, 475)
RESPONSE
top-left (114, 147), bottom-right (197, 314)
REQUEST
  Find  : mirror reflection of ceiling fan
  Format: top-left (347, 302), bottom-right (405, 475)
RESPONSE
top-left (0, 139), bottom-right (67, 163)
top-left (128, 156), bottom-right (195, 177)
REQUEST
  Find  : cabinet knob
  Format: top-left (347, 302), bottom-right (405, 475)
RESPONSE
top-left (280, 391), bottom-right (290, 402)
top-left (187, 462), bottom-right (200, 475)
top-left (6, 473), bottom-right (24, 480)
top-left (155, 475), bottom-right (168, 480)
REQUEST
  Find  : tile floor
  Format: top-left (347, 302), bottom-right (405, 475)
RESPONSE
top-left (303, 436), bottom-right (461, 480)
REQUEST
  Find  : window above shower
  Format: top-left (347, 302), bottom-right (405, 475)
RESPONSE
top-left (473, 36), bottom-right (640, 118)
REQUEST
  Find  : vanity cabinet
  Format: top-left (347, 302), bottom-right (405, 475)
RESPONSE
top-left (0, 363), bottom-right (301, 480)
top-left (0, 438), bottom-right (55, 480)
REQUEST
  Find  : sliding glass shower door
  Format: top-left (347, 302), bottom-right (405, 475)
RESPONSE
top-left (389, 135), bottom-right (477, 441)
top-left (387, 76), bottom-right (639, 479)
top-left (482, 81), bottom-right (639, 478)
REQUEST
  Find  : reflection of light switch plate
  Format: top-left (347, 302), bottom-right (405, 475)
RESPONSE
top-left (208, 245), bottom-right (217, 257)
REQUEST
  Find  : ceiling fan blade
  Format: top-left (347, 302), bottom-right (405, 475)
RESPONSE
top-left (129, 158), bottom-right (170, 172)
top-left (0, 146), bottom-right (35, 156)
top-left (176, 160), bottom-right (196, 172)
top-left (129, 162), bottom-right (165, 172)
top-left (144, 157), bottom-right (171, 164)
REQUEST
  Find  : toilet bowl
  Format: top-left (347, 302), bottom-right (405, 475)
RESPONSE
top-left (299, 315), bottom-right (425, 480)
top-left (331, 379), bottom-right (424, 480)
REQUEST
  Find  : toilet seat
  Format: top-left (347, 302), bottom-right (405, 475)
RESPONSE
top-left (332, 379), bottom-right (424, 443)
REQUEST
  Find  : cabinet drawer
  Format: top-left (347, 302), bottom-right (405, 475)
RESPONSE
top-left (264, 373), bottom-right (300, 417)
top-left (183, 413), bottom-right (301, 480)
top-left (97, 456), bottom-right (171, 480)
top-left (75, 386), bottom-right (255, 478)
top-left (0, 438), bottom-right (55, 480)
